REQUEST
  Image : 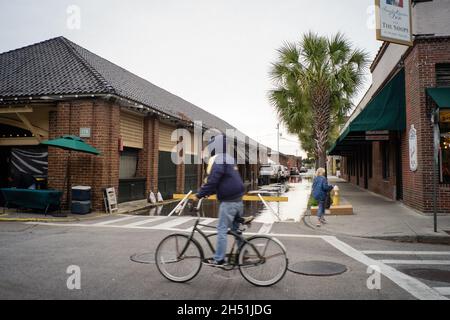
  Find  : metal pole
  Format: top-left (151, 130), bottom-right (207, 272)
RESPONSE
top-left (258, 193), bottom-right (281, 221)
top-left (432, 109), bottom-right (440, 233)
top-left (276, 123), bottom-right (280, 158)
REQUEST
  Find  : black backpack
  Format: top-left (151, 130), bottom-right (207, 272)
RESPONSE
top-left (325, 191), bottom-right (332, 209)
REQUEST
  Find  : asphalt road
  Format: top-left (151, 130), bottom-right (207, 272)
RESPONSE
top-left (0, 217), bottom-right (449, 300)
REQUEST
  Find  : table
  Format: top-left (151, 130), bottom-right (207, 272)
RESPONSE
top-left (0, 188), bottom-right (63, 215)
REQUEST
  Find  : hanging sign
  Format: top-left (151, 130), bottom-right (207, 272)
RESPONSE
top-left (409, 124), bottom-right (418, 172)
top-left (376, 0), bottom-right (413, 46)
top-left (79, 128), bottom-right (91, 138)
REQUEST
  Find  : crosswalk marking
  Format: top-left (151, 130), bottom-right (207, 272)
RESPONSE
top-left (151, 217), bottom-right (196, 229)
top-left (122, 216), bottom-right (167, 227)
top-left (258, 223), bottom-right (273, 234)
top-left (363, 251), bottom-right (450, 255)
top-left (434, 287), bottom-right (450, 296)
top-left (197, 218), bottom-right (217, 230)
top-left (325, 237), bottom-right (448, 300)
top-left (93, 216), bottom-right (137, 226)
top-left (380, 260), bottom-right (450, 265)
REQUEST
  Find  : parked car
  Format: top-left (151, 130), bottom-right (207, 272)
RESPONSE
top-left (299, 167), bottom-right (308, 173)
top-left (290, 167), bottom-right (300, 176)
top-left (259, 164), bottom-right (284, 183)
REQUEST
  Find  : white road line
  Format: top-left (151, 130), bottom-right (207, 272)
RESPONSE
top-left (434, 287), bottom-right (450, 296)
top-left (151, 217), bottom-right (196, 229)
top-left (122, 216), bottom-right (167, 227)
top-left (323, 236), bottom-right (448, 300)
top-left (25, 222), bottom-right (326, 237)
top-left (258, 223), bottom-right (273, 234)
top-left (93, 216), bottom-right (138, 226)
top-left (362, 251), bottom-right (450, 256)
top-left (380, 260), bottom-right (450, 265)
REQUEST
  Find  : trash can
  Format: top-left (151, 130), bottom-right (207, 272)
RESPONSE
top-left (71, 200), bottom-right (91, 215)
top-left (72, 186), bottom-right (91, 201)
top-left (71, 186), bottom-right (91, 214)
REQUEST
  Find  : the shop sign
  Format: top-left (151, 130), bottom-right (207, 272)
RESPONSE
top-left (409, 124), bottom-right (418, 172)
top-left (376, 0), bottom-right (413, 46)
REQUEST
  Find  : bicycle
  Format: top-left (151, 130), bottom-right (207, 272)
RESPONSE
top-left (155, 197), bottom-right (288, 287)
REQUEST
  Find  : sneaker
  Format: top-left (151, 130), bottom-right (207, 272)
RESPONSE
top-left (320, 218), bottom-right (327, 224)
top-left (203, 258), bottom-right (226, 267)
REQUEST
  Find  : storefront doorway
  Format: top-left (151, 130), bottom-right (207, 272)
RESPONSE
top-left (158, 151), bottom-right (177, 199)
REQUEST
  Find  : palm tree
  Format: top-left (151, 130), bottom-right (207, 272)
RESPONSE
top-left (269, 32), bottom-right (369, 169)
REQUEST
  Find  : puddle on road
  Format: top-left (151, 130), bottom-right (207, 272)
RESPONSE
top-left (135, 180), bottom-right (311, 223)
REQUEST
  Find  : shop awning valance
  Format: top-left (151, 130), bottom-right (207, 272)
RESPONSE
top-left (427, 87), bottom-right (450, 109)
top-left (328, 70), bottom-right (406, 155)
top-left (347, 70), bottom-right (406, 133)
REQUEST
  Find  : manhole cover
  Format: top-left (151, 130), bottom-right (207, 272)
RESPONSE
top-left (402, 268), bottom-right (450, 283)
top-left (288, 261), bottom-right (347, 276)
top-left (130, 252), bottom-right (155, 264)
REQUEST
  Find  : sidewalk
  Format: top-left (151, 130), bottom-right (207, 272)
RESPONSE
top-left (304, 178), bottom-right (450, 244)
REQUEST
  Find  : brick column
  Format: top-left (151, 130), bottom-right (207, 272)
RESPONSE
top-left (138, 116), bottom-right (160, 195)
top-left (48, 99), bottom-right (120, 211)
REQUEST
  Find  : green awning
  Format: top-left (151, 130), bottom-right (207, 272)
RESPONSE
top-left (328, 70), bottom-right (406, 155)
top-left (427, 87), bottom-right (450, 109)
top-left (348, 70), bottom-right (406, 132)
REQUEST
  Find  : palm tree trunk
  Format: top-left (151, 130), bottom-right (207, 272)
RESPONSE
top-left (311, 85), bottom-right (331, 170)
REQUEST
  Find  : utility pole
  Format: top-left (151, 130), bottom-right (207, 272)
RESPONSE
top-left (276, 123), bottom-right (280, 159)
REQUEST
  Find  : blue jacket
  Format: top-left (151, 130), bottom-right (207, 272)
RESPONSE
top-left (312, 176), bottom-right (333, 201)
top-left (196, 135), bottom-right (245, 202)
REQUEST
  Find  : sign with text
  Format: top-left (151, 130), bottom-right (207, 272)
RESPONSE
top-left (440, 111), bottom-right (450, 123)
top-left (366, 130), bottom-right (390, 141)
top-left (409, 125), bottom-right (418, 172)
top-left (376, 0), bottom-right (413, 46)
top-left (79, 127), bottom-right (91, 138)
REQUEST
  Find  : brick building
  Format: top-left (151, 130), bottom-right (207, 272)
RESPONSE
top-left (0, 37), bottom-right (262, 211)
top-left (329, 0), bottom-right (450, 214)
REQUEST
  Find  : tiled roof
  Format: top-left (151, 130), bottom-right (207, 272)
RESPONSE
top-left (0, 36), bottom-right (237, 132)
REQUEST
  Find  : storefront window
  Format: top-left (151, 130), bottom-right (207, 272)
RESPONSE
top-left (119, 148), bottom-right (139, 179)
top-left (440, 110), bottom-right (450, 184)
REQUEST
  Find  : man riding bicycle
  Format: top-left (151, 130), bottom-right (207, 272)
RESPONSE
top-left (194, 134), bottom-right (247, 267)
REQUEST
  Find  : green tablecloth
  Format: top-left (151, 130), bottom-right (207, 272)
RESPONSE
top-left (0, 188), bottom-right (63, 213)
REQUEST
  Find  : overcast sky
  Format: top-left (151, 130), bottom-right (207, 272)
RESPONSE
top-left (0, 0), bottom-right (383, 157)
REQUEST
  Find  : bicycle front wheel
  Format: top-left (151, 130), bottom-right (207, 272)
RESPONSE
top-left (155, 234), bottom-right (203, 283)
top-left (238, 236), bottom-right (288, 287)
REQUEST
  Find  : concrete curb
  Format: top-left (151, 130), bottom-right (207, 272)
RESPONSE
top-left (302, 212), bottom-right (450, 245)
top-left (0, 213), bottom-right (110, 223)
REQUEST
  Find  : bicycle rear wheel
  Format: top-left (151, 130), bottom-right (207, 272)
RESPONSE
top-left (238, 236), bottom-right (288, 287)
top-left (155, 234), bottom-right (203, 283)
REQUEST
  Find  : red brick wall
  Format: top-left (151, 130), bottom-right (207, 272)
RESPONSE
top-left (137, 116), bottom-right (159, 195)
top-left (403, 37), bottom-right (450, 213)
top-left (366, 141), bottom-right (398, 200)
top-left (48, 99), bottom-right (120, 211)
top-left (340, 140), bottom-right (398, 201)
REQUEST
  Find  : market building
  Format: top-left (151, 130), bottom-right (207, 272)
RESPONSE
top-left (329, 0), bottom-right (450, 214)
top-left (0, 37), bottom-right (264, 211)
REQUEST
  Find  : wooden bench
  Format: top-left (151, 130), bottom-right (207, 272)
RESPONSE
top-left (311, 204), bottom-right (353, 216)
